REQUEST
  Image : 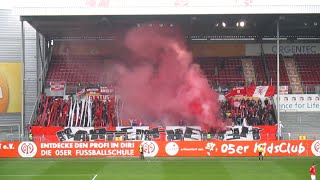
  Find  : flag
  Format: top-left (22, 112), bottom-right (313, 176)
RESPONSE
top-left (79, 99), bottom-right (85, 127)
top-left (70, 99), bottom-right (77, 127)
top-left (246, 86), bottom-right (275, 97)
top-left (87, 97), bottom-right (92, 127)
top-left (75, 100), bottom-right (80, 127)
top-left (224, 87), bottom-right (246, 100)
top-left (68, 100), bottom-right (73, 127)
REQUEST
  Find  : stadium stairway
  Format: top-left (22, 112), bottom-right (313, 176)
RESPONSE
top-left (241, 59), bottom-right (256, 85)
top-left (283, 58), bottom-right (303, 94)
top-left (280, 112), bottom-right (320, 140)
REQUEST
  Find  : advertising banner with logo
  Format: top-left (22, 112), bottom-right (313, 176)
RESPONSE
top-left (246, 43), bottom-right (320, 56)
top-left (273, 94), bottom-right (320, 112)
top-left (0, 63), bottom-right (21, 112)
top-left (2, 140), bottom-right (320, 158)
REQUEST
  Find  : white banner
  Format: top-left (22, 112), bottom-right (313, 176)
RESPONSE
top-left (273, 94), bottom-right (320, 112)
top-left (50, 81), bottom-right (65, 91)
top-left (246, 43), bottom-right (320, 56)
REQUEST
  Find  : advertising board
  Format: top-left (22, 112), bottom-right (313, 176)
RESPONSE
top-left (274, 94), bottom-right (320, 112)
top-left (0, 140), bottom-right (318, 158)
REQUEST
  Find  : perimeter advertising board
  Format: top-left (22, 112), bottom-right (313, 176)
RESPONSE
top-left (274, 94), bottom-right (320, 112)
top-left (0, 140), bottom-right (319, 158)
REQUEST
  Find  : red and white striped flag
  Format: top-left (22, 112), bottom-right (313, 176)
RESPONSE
top-left (246, 86), bottom-right (275, 97)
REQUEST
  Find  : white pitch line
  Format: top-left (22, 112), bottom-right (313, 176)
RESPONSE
top-left (92, 174), bottom-right (98, 180)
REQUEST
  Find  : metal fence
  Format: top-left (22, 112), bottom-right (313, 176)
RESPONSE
top-left (282, 132), bottom-right (320, 140)
top-left (0, 124), bottom-right (21, 142)
top-left (279, 110), bottom-right (320, 140)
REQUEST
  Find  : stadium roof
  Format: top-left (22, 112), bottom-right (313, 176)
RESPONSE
top-left (22, 14), bottom-right (320, 40)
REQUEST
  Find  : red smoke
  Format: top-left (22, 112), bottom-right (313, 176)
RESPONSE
top-left (111, 24), bottom-right (225, 130)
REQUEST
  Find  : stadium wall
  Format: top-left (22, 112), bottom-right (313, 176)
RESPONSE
top-left (0, 9), bottom-right (37, 126)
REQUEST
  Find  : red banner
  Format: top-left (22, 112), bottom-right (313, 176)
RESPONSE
top-left (0, 140), bottom-right (319, 158)
top-left (50, 81), bottom-right (65, 91)
top-left (225, 87), bottom-right (246, 100)
top-left (256, 126), bottom-right (277, 141)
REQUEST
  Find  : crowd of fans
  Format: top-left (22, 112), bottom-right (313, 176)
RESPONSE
top-left (33, 94), bottom-right (275, 128)
top-left (33, 94), bottom-right (116, 127)
top-left (220, 97), bottom-right (276, 126)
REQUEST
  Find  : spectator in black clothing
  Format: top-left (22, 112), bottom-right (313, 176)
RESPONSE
top-left (102, 102), bottom-right (107, 122)
top-left (264, 98), bottom-right (269, 106)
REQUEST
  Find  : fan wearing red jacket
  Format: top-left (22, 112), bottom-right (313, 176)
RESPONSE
top-left (310, 163), bottom-right (316, 180)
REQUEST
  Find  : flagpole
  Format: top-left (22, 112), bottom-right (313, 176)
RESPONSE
top-left (75, 99), bottom-right (80, 127)
top-left (87, 97), bottom-right (92, 127)
top-left (276, 19), bottom-right (281, 140)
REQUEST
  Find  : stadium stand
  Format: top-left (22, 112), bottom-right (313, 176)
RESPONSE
top-left (38, 50), bottom-right (320, 133)
top-left (294, 54), bottom-right (320, 92)
top-left (32, 51), bottom-right (320, 142)
top-left (251, 56), bottom-right (268, 85)
top-left (295, 54), bottom-right (320, 86)
top-left (196, 57), bottom-right (245, 88)
top-left (46, 55), bottom-right (108, 94)
top-left (264, 54), bottom-right (290, 86)
top-left (39, 53), bottom-right (277, 128)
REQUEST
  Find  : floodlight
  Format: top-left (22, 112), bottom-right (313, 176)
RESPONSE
top-left (240, 21), bottom-right (245, 27)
